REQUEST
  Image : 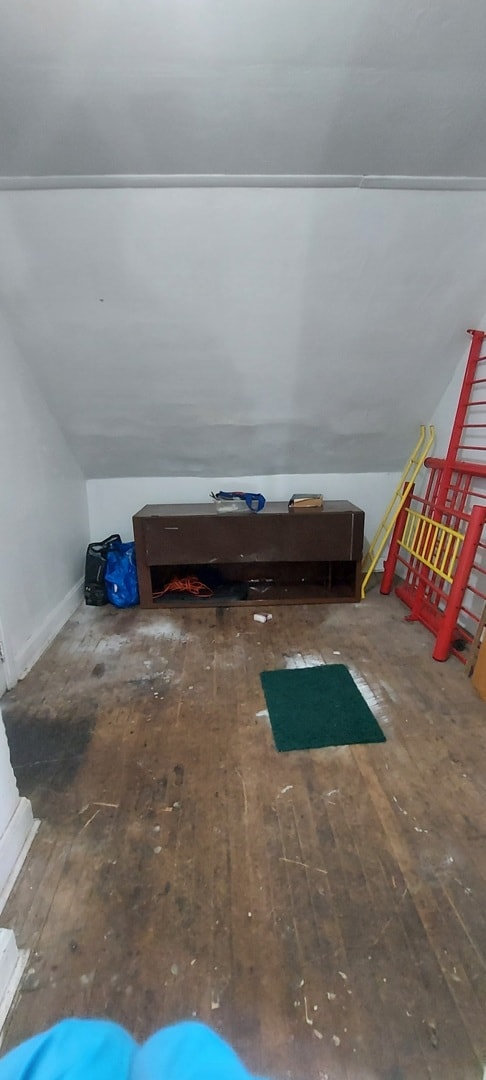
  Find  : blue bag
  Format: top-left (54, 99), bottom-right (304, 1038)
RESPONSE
top-left (105, 541), bottom-right (139, 608)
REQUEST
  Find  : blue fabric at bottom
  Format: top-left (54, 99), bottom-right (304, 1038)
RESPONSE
top-left (0, 1019), bottom-right (267, 1080)
top-left (133, 1021), bottom-right (262, 1080)
top-left (0, 1020), bottom-right (135, 1080)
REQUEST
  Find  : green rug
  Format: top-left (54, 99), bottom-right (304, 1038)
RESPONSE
top-left (260, 664), bottom-right (386, 752)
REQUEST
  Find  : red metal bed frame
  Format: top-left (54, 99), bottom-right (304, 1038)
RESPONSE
top-left (381, 329), bottom-right (486, 662)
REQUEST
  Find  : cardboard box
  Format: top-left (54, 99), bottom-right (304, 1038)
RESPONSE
top-left (288, 493), bottom-right (324, 511)
top-left (472, 635), bottom-right (486, 701)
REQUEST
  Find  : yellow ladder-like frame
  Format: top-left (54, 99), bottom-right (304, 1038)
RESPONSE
top-left (361, 424), bottom-right (435, 599)
top-left (400, 509), bottom-right (463, 582)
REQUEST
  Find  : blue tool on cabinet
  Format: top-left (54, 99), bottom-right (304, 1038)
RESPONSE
top-left (210, 490), bottom-right (266, 512)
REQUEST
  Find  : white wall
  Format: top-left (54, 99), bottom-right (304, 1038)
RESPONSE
top-left (0, 315), bottom-right (89, 683)
top-left (432, 332), bottom-right (486, 460)
top-left (87, 471), bottom-right (400, 552)
top-left (429, 344), bottom-right (470, 457)
top-left (0, 649), bottom-right (6, 699)
top-left (0, 706), bottom-right (37, 912)
top-left (0, 718), bottom-right (19, 840)
top-left (0, 708), bottom-right (35, 1031)
top-left (429, 327), bottom-right (486, 465)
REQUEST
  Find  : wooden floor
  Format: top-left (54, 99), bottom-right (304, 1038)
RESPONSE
top-left (2, 591), bottom-right (486, 1079)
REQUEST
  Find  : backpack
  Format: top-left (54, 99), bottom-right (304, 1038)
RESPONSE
top-left (84, 534), bottom-right (121, 606)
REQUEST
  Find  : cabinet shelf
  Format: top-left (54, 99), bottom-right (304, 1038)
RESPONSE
top-left (133, 502), bottom-right (365, 609)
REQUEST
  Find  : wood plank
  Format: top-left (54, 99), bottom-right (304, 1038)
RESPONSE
top-left (2, 594), bottom-right (486, 1078)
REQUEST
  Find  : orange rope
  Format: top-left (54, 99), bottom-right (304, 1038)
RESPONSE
top-left (153, 575), bottom-right (213, 599)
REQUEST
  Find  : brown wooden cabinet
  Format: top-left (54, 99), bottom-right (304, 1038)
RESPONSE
top-left (133, 501), bottom-right (364, 608)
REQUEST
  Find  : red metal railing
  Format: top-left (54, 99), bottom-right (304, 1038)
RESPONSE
top-left (381, 330), bottom-right (486, 662)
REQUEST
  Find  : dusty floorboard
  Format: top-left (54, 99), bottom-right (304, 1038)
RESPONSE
top-left (1, 592), bottom-right (486, 1079)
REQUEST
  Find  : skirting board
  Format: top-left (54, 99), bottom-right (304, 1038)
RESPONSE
top-left (0, 930), bottom-right (29, 1039)
top-left (0, 799), bottom-right (39, 916)
top-left (13, 577), bottom-right (84, 684)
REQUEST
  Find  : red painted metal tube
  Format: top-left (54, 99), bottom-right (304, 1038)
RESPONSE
top-left (432, 504), bottom-right (486, 661)
top-left (425, 457), bottom-right (486, 478)
top-left (380, 484), bottom-right (414, 595)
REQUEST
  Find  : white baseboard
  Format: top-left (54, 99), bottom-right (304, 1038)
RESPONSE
top-left (0, 930), bottom-right (29, 1038)
top-left (14, 577), bottom-right (84, 683)
top-left (0, 799), bottom-right (39, 916)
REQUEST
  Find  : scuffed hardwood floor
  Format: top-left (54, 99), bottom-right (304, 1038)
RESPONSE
top-left (2, 592), bottom-right (486, 1079)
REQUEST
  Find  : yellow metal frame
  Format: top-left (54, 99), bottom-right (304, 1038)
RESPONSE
top-left (399, 509), bottom-right (463, 583)
top-left (361, 424), bottom-right (435, 598)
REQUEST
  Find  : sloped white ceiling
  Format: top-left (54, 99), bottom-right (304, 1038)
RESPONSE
top-left (1, 0), bottom-right (486, 179)
top-left (1, 187), bottom-right (486, 478)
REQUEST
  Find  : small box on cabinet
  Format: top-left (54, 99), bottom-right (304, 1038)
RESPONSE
top-left (288, 494), bottom-right (324, 511)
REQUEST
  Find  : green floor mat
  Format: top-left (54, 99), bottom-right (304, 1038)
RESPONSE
top-left (260, 664), bottom-right (386, 752)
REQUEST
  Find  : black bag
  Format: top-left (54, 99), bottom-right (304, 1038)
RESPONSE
top-left (84, 534), bottom-right (121, 606)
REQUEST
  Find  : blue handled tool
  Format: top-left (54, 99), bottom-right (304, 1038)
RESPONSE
top-left (210, 490), bottom-right (266, 512)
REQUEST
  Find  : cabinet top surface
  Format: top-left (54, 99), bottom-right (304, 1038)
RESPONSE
top-left (134, 501), bottom-right (363, 519)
